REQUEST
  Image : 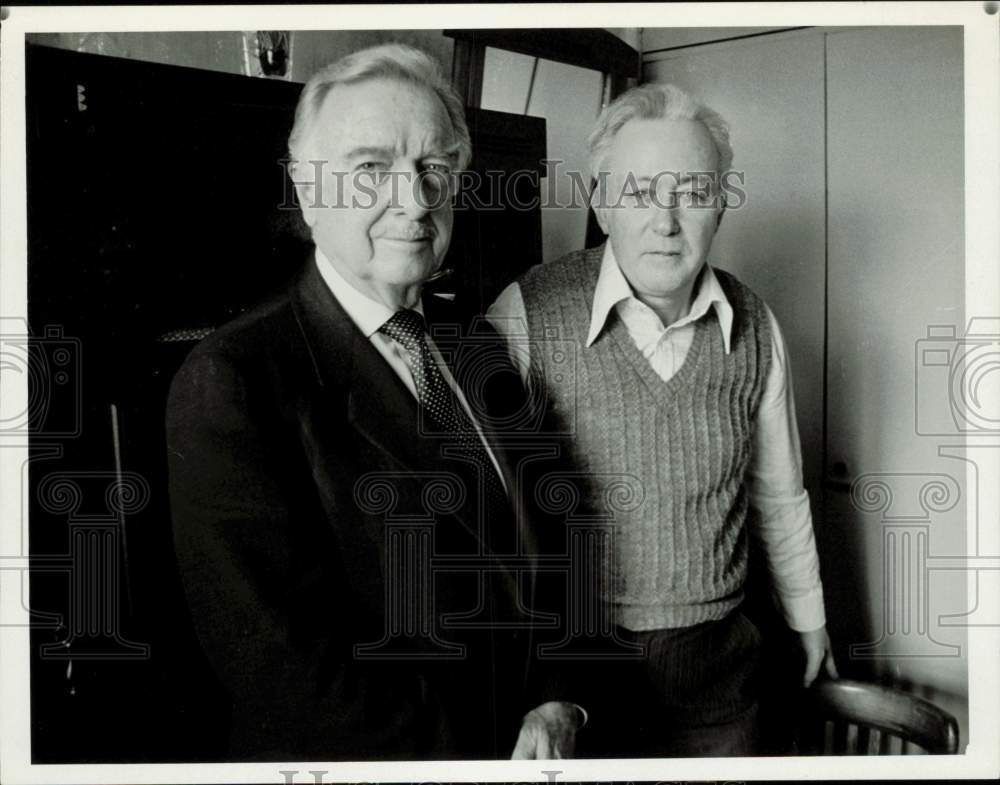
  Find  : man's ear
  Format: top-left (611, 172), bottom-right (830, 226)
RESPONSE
top-left (716, 192), bottom-right (727, 230)
top-left (590, 187), bottom-right (610, 235)
top-left (290, 161), bottom-right (319, 230)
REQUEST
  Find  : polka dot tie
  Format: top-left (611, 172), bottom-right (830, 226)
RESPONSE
top-left (379, 309), bottom-right (513, 546)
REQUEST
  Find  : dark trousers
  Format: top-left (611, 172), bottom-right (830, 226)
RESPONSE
top-left (576, 610), bottom-right (762, 758)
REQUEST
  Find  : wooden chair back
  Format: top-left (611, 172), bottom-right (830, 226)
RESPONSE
top-left (796, 679), bottom-right (959, 755)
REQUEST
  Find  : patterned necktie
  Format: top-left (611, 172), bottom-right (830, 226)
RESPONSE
top-left (379, 309), bottom-right (513, 550)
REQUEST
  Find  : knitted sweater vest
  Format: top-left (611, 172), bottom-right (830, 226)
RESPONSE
top-left (519, 246), bottom-right (772, 630)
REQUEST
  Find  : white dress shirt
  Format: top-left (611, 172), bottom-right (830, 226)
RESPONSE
top-left (487, 244), bottom-right (825, 632)
top-left (314, 248), bottom-right (508, 492)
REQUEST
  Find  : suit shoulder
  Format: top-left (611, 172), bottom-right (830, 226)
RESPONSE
top-left (184, 290), bottom-right (298, 369)
top-left (167, 287), bottom-right (303, 416)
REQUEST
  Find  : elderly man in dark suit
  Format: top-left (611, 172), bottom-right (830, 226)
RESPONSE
top-left (167, 43), bottom-right (579, 761)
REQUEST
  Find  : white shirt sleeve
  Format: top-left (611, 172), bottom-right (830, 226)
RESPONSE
top-left (485, 281), bottom-right (532, 384)
top-left (747, 305), bottom-right (827, 632)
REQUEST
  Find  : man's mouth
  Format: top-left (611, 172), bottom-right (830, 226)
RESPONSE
top-left (380, 227), bottom-right (435, 242)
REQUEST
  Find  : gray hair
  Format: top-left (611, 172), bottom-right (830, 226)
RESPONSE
top-left (587, 83), bottom-right (733, 180)
top-left (287, 43), bottom-right (471, 171)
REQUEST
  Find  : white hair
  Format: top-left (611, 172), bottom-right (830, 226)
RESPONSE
top-left (287, 43), bottom-right (471, 171)
top-left (587, 83), bottom-right (733, 179)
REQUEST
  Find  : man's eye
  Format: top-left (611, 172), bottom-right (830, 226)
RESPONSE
top-left (679, 190), bottom-right (712, 206)
top-left (356, 162), bottom-right (390, 185)
top-left (423, 162), bottom-right (453, 175)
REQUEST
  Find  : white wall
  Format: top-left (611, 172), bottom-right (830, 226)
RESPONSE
top-left (480, 47), bottom-right (604, 264)
top-left (643, 30), bottom-right (827, 495)
top-left (645, 25), bottom-right (970, 747)
top-left (823, 23), bottom-right (967, 742)
top-left (643, 27), bottom-right (791, 55)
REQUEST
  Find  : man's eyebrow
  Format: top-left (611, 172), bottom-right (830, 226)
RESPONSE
top-left (344, 146), bottom-right (394, 160)
top-left (640, 173), bottom-right (712, 187)
top-left (343, 144), bottom-right (462, 164)
top-left (425, 143), bottom-right (461, 164)
top-left (629, 174), bottom-right (691, 185)
top-left (675, 174), bottom-right (713, 187)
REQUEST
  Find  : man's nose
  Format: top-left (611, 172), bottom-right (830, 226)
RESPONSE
top-left (395, 169), bottom-right (432, 220)
top-left (651, 202), bottom-right (680, 236)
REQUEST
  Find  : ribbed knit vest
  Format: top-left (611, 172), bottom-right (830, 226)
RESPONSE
top-left (519, 246), bottom-right (772, 630)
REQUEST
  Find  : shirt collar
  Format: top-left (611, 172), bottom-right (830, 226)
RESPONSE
top-left (314, 246), bottom-right (425, 338)
top-left (586, 243), bottom-right (734, 353)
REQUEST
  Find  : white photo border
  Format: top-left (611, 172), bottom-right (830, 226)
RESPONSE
top-left (1, 2), bottom-right (998, 783)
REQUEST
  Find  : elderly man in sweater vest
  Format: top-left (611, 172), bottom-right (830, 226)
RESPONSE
top-left (487, 83), bottom-right (837, 757)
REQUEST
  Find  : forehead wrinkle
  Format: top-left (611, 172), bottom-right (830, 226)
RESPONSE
top-left (309, 78), bottom-right (456, 165)
top-left (343, 145), bottom-right (394, 159)
top-left (405, 121), bottom-right (456, 159)
top-left (340, 134), bottom-right (456, 164)
top-left (610, 118), bottom-right (719, 178)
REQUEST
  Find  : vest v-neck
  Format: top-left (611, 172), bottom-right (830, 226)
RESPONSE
top-left (604, 308), bottom-right (713, 402)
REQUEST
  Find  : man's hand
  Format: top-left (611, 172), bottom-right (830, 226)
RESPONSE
top-left (511, 701), bottom-right (581, 759)
top-left (800, 625), bottom-right (838, 688)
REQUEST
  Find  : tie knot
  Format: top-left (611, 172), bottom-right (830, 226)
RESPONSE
top-left (379, 308), bottom-right (427, 349)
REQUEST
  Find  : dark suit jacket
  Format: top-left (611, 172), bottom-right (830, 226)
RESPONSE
top-left (166, 258), bottom-right (544, 761)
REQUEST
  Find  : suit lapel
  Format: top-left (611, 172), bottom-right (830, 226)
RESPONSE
top-left (423, 297), bottom-right (537, 588)
top-left (290, 259), bottom-right (429, 475)
top-left (423, 297), bottom-right (525, 512)
top-left (289, 263), bottom-right (498, 552)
